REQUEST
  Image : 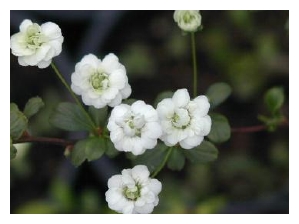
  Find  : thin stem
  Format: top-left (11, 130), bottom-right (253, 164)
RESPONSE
top-left (151, 147), bottom-right (173, 178)
top-left (231, 119), bottom-right (288, 133)
top-left (191, 32), bottom-right (198, 97)
top-left (15, 136), bottom-right (74, 146)
top-left (51, 62), bottom-right (96, 130)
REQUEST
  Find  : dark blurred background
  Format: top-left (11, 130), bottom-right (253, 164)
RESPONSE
top-left (10, 10), bottom-right (289, 214)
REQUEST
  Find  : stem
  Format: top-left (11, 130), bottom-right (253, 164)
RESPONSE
top-left (151, 147), bottom-right (173, 178)
top-left (15, 136), bottom-right (74, 146)
top-left (50, 62), bottom-right (96, 130)
top-left (231, 119), bottom-right (288, 133)
top-left (191, 32), bottom-right (198, 97)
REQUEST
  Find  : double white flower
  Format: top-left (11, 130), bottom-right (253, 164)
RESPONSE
top-left (107, 100), bottom-right (162, 155)
top-left (10, 19), bottom-right (64, 68)
top-left (71, 53), bottom-right (131, 108)
top-left (157, 89), bottom-right (211, 149)
top-left (173, 10), bottom-right (202, 32)
top-left (105, 165), bottom-right (162, 214)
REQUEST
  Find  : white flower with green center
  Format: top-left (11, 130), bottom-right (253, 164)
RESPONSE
top-left (10, 19), bottom-right (64, 68)
top-left (105, 165), bottom-right (162, 214)
top-left (71, 53), bottom-right (131, 108)
top-left (173, 10), bottom-right (202, 32)
top-left (107, 100), bottom-right (162, 155)
top-left (157, 88), bottom-right (211, 149)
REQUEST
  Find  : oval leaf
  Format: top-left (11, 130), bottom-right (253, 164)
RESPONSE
top-left (105, 139), bottom-right (119, 158)
top-left (167, 147), bottom-right (185, 171)
top-left (10, 103), bottom-right (28, 140)
top-left (264, 87), bottom-right (284, 114)
top-left (10, 137), bottom-right (17, 160)
top-left (50, 102), bottom-right (94, 132)
top-left (208, 113), bottom-right (231, 143)
top-left (184, 140), bottom-right (218, 163)
top-left (70, 137), bottom-right (106, 167)
top-left (23, 96), bottom-right (45, 119)
top-left (134, 143), bottom-right (168, 173)
top-left (206, 82), bottom-right (232, 108)
top-left (88, 106), bottom-right (108, 127)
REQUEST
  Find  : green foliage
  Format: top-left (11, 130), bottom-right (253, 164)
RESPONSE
top-left (167, 147), bottom-right (185, 171)
top-left (23, 96), bottom-right (44, 119)
top-left (184, 140), bottom-right (218, 163)
top-left (206, 82), bottom-right (232, 108)
top-left (134, 143), bottom-right (168, 173)
top-left (88, 106), bottom-right (108, 127)
top-left (70, 137), bottom-right (106, 167)
top-left (105, 138), bottom-right (119, 158)
top-left (10, 103), bottom-right (28, 140)
top-left (50, 102), bottom-right (94, 132)
top-left (10, 137), bottom-right (17, 160)
top-left (208, 113), bottom-right (231, 143)
top-left (264, 87), bottom-right (284, 115)
top-left (258, 87), bottom-right (286, 131)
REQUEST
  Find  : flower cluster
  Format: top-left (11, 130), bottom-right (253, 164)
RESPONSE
top-left (71, 53), bottom-right (131, 108)
top-left (10, 19), bottom-right (64, 68)
top-left (108, 100), bottom-right (162, 155)
top-left (157, 89), bottom-right (211, 149)
top-left (173, 10), bottom-right (202, 32)
top-left (105, 165), bottom-right (162, 214)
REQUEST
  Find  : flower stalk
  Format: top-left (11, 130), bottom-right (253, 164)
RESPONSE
top-left (191, 32), bottom-right (198, 98)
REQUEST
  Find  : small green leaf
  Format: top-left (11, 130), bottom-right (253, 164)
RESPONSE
top-left (206, 82), bottom-right (232, 108)
top-left (134, 143), bottom-right (168, 173)
top-left (167, 147), bottom-right (185, 171)
top-left (88, 106), bottom-right (108, 127)
top-left (264, 87), bottom-right (284, 114)
top-left (10, 137), bottom-right (17, 160)
top-left (105, 139), bottom-right (119, 158)
top-left (154, 91), bottom-right (174, 107)
top-left (50, 102), bottom-right (94, 132)
top-left (10, 103), bottom-right (28, 140)
top-left (184, 140), bottom-right (218, 163)
top-left (70, 137), bottom-right (106, 167)
top-left (208, 113), bottom-right (231, 143)
top-left (122, 98), bottom-right (138, 106)
top-left (23, 96), bottom-right (44, 119)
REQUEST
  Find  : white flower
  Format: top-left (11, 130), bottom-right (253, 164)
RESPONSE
top-left (107, 100), bottom-right (162, 155)
top-left (173, 10), bottom-right (202, 32)
top-left (156, 88), bottom-right (211, 149)
top-left (71, 53), bottom-right (131, 108)
top-left (105, 165), bottom-right (162, 214)
top-left (10, 19), bottom-right (64, 68)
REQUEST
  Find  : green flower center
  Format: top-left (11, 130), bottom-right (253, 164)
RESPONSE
top-left (183, 13), bottom-right (195, 23)
top-left (90, 72), bottom-right (109, 91)
top-left (123, 184), bottom-right (141, 201)
top-left (171, 108), bottom-right (191, 129)
top-left (26, 24), bottom-right (47, 50)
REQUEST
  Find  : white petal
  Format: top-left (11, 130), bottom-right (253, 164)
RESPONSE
top-left (10, 33), bottom-right (33, 56)
top-left (109, 69), bottom-right (127, 89)
top-left (102, 87), bottom-right (119, 101)
top-left (22, 45), bottom-right (51, 65)
top-left (172, 88), bottom-right (190, 108)
top-left (108, 93), bottom-right (122, 107)
top-left (141, 138), bottom-right (157, 149)
top-left (157, 98), bottom-right (175, 119)
top-left (192, 95), bottom-right (210, 116)
top-left (17, 57), bottom-right (28, 66)
top-left (41, 22), bottom-right (62, 40)
top-left (19, 19), bottom-right (33, 32)
top-left (142, 122), bottom-right (162, 139)
top-left (133, 203), bottom-right (155, 214)
top-left (79, 54), bottom-right (99, 69)
top-left (105, 189), bottom-right (123, 205)
top-left (148, 179), bottom-right (162, 194)
top-left (120, 84), bottom-right (132, 99)
top-left (107, 174), bottom-right (123, 188)
top-left (37, 59), bottom-right (51, 68)
top-left (131, 165), bottom-right (150, 182)
top-left (180, 135), bottom-right (204, 149)
top-left (101, 53), bottom-right (122, 73)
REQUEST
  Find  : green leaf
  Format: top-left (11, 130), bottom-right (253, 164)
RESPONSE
top-left (10, 103), bottom-right (28, 140)
top-left (264, 87), bottom-right (284, 114)
top-left (105, 139), bottom-right (119, 158)
top-left (184, 140), bottom-right (218, 163)
top-left (167, 147), bottom-right (185, 171)
top-left (134, 143), bottom-right (168, 173)
top-left (88, 106), bottom-right (108, 127)
top-left (206, 82), bottom-right (232, 108)
top-left (50, 102), bottom-right (94, 132)
top-left (23, 96), bottom-right (45, 119)
top-left (207, 113), bottom-right (231, 143)
top-left (154, 91), bottom-right (174, 107)
top-left (70, 137), bottom-right (106, 167)
top-left (10, 137), bottom-right (17, 160)
top-left (122, 98), bottom-right (138, 106)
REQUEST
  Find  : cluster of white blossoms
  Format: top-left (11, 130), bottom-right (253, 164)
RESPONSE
top-left (105, 165), bottom-right (162, 214)
top-left (71, 53), bottom-right (131, 108)
top-left (157, 89), bottom-right (211, 149)
top-left (10, 19), bottom-right (64, 68)
top-left (107, 100), bottom-right (162, 155)
top-left (173, 10), bottom-right (202, 32)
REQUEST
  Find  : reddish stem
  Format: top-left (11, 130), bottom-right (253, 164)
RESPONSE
top-left (15, 136), bottom-right (74, 146)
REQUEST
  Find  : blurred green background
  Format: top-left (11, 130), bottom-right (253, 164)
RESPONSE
top-left (10, 10), bottom-right (289, 214)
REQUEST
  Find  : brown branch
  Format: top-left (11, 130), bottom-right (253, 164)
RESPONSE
top-left (14, 136), bottom-right (75, 146)
top-left (231, 119), bottom-right (288, 133)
